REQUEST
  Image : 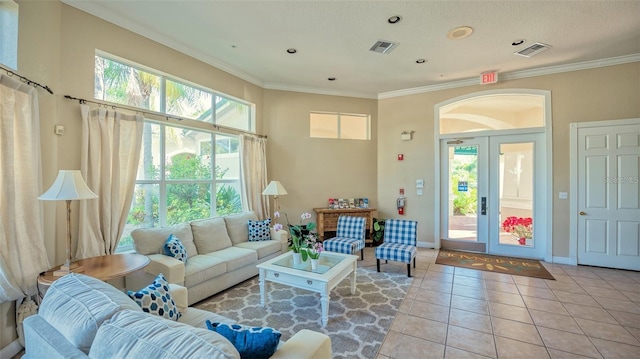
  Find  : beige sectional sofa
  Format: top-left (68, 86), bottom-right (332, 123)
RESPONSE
top-left (126, 211), bottom-right (288, 305)
top-left (24, 273), bottom-right (332, 359)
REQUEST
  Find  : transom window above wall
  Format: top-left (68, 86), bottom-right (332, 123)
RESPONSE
top-left (310, 111), bottom-right (370, 140)
top-left (439, 93), bottom-right (546, 135)
top-left (94, 51), bottom-right (254, 132)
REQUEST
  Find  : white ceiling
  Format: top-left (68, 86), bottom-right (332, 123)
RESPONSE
top-left (63, 0), bottom-right (640, 99)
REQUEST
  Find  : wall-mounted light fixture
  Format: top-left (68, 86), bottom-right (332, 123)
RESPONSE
top-left (401, 131), bottom-right (414, 141)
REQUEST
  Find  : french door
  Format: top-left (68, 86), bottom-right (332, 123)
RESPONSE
top-left (440, 133), bottom-right (546, 259)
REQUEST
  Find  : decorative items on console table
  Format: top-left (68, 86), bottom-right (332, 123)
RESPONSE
top-left (313, 207), bottom-right (376, 243)
top-left (502, 216), bottom-right (533, 245)
top-left (39, 170), bottom-right (98, 276)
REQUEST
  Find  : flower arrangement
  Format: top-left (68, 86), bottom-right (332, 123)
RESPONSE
top-left (502, 216), bottom-right (533, 245)
top-left (285, 212), bottom-right (317, 260)
top-left (306, 238), bottom-right (323, 260)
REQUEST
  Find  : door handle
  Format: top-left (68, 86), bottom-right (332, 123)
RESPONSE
top-left (579, 211), bottom-right (586, 215)
top-left (481, 197), bottom-right (487, 215)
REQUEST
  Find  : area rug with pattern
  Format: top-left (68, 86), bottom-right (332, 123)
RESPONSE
top-left (194, 267), bottom-right (412, 359)
top-left (436, 248), bottom-right (555, 280)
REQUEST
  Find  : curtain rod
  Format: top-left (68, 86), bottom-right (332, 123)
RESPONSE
top-left (63, 95), bottom-right (267, 139)
top-left (0, 65), bottom-right (54, 94)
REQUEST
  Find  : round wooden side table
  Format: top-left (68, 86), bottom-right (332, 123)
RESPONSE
top-left (37, 253), bottom-right (149, 300)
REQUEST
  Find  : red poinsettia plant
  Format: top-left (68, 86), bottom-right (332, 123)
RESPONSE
top-left (502, 216), bottom-right (533, 241)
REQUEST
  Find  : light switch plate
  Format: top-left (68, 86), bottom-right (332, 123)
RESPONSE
top-left (54, 125), bottom-right (64, 135)
top-left (559, 192), bottom-right (568, 199)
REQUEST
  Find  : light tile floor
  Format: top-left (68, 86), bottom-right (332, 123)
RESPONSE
top-left (358, 247), bottom-right (640, 359)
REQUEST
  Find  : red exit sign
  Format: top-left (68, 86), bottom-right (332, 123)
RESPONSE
top-left (480, 71), bottom-right (498, 84)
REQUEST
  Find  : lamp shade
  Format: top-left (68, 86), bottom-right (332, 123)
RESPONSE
top-left (262, 181), bottom-right (288, 196)
top-left (39, 170), bottom-right (98, 201)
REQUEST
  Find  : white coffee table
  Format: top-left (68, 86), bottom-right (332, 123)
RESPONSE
top-left (257, 251), bottom-right (358, 326)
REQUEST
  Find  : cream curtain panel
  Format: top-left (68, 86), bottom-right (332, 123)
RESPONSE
top-left (77, 105), bottom-right (143, 258)
top-left (0, 75), bottom-right (50, 302)
top-left (240, 134), bottom-right (269, 220)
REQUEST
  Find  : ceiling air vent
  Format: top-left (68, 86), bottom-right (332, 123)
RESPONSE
top-left (514, 42), bottom-right (551, 57)
top-left (369, 40), bottom-right (399, 54)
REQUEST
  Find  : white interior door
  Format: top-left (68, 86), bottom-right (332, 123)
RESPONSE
top-left (577, 123), bottom-right (640, 270)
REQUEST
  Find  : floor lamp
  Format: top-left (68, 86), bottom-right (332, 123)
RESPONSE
top-left (39, 170), bottom-right (98, 276)
top-left (262, 180), bottom-right (288, 216)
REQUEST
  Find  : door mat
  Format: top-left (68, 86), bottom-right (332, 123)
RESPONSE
top-left (436, 249), bottom-right (555, 280)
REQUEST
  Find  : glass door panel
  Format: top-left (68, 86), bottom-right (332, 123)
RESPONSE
top-left (440, 137), bottom-right (488, 250)
top-left (489, 133), bottom-right (545, 259)
top-left (448, 145), bottom-right (479, 241)
top-left (498, 143), bottom-right (534, 246)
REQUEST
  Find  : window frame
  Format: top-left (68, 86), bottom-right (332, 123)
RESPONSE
top-left (94, 52), bottom-right (249, 252)
top-left (95, 50), bottom-right (256, 133)
top-left (309, 111), bottom-right (371, 140)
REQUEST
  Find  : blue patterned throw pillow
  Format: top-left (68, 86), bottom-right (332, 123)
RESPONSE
top-left (164, 234), bottom-right (187, 263)
top-left (247, 218), bottom-right (272, 242)
top-left (205, 320), bottom-right (281, 359)
top-left (127, 274), bottom-right (181, 321)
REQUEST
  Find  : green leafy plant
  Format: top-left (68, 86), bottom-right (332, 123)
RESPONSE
top-left (286, 212), bottom-right (316, 260)
top-left (372, 218), bottom-right (385, 244)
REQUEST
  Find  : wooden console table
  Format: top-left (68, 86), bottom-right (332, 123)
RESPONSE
top-left (313, 208), bottom-right (376, 242)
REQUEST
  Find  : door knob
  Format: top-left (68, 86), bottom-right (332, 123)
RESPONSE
top-left (579, 211), bottom-right (586, 215)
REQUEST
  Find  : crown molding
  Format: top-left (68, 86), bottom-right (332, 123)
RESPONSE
top-left (378, 54), bottom-right (640, 99)
top-left (263, 82), bottom-right (378, 99)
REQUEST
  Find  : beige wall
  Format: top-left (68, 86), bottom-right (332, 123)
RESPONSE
top-left (263, 90), bottom-right (378, 221)
top-left (378, 62), bottom-right (640, 253)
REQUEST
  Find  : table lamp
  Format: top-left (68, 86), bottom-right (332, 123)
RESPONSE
top-left (39, 170), bottom-right (98, 276)
top-left (262, 180), bottom-right (287, 215)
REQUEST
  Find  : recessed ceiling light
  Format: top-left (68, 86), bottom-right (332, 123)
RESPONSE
top-left (286, 48), bottom-right (297, 54)
top-left (328, 77), bottom-right (336, 81)
top-left (512, 39), bottom-right (525, 46)
top-left (388, 15), bottom-right (401, 24)
top-left (416, 59), bottom-right (427, 64)
top-left (447, 26), bottom-right (473, 40)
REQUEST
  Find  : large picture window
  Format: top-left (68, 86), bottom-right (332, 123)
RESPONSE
top-left (94, 52), bottom-right (254, 132)
top-left (119, 123), bottom-right (242, 251)
top-left (94, 52), bottom-right (246, 251)
top-left (0, 0), bottom-right (18, 69)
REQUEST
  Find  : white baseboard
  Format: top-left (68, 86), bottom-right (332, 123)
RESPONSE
top-left (552, 256), bottom-right (577, 265)
top-left (0, 339), bottom-right (23, 359)
top-left (417, 242), bottom-right (436, 249)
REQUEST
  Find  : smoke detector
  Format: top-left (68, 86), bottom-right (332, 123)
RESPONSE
top-left (369, 40), bottom-right (399, 54)
top-left (514, 42), bottom-right (551, 57)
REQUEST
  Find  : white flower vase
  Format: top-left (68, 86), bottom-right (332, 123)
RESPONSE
top-left (311, 258), bottom-right (319, 270)
top-left (292, 252), bottom-right (302, 265)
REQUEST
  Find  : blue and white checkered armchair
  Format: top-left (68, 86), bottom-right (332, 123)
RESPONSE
top-left (375, 219), bottom-right (417, 277)
top-left (322, 216), bottom-right (366, 260)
